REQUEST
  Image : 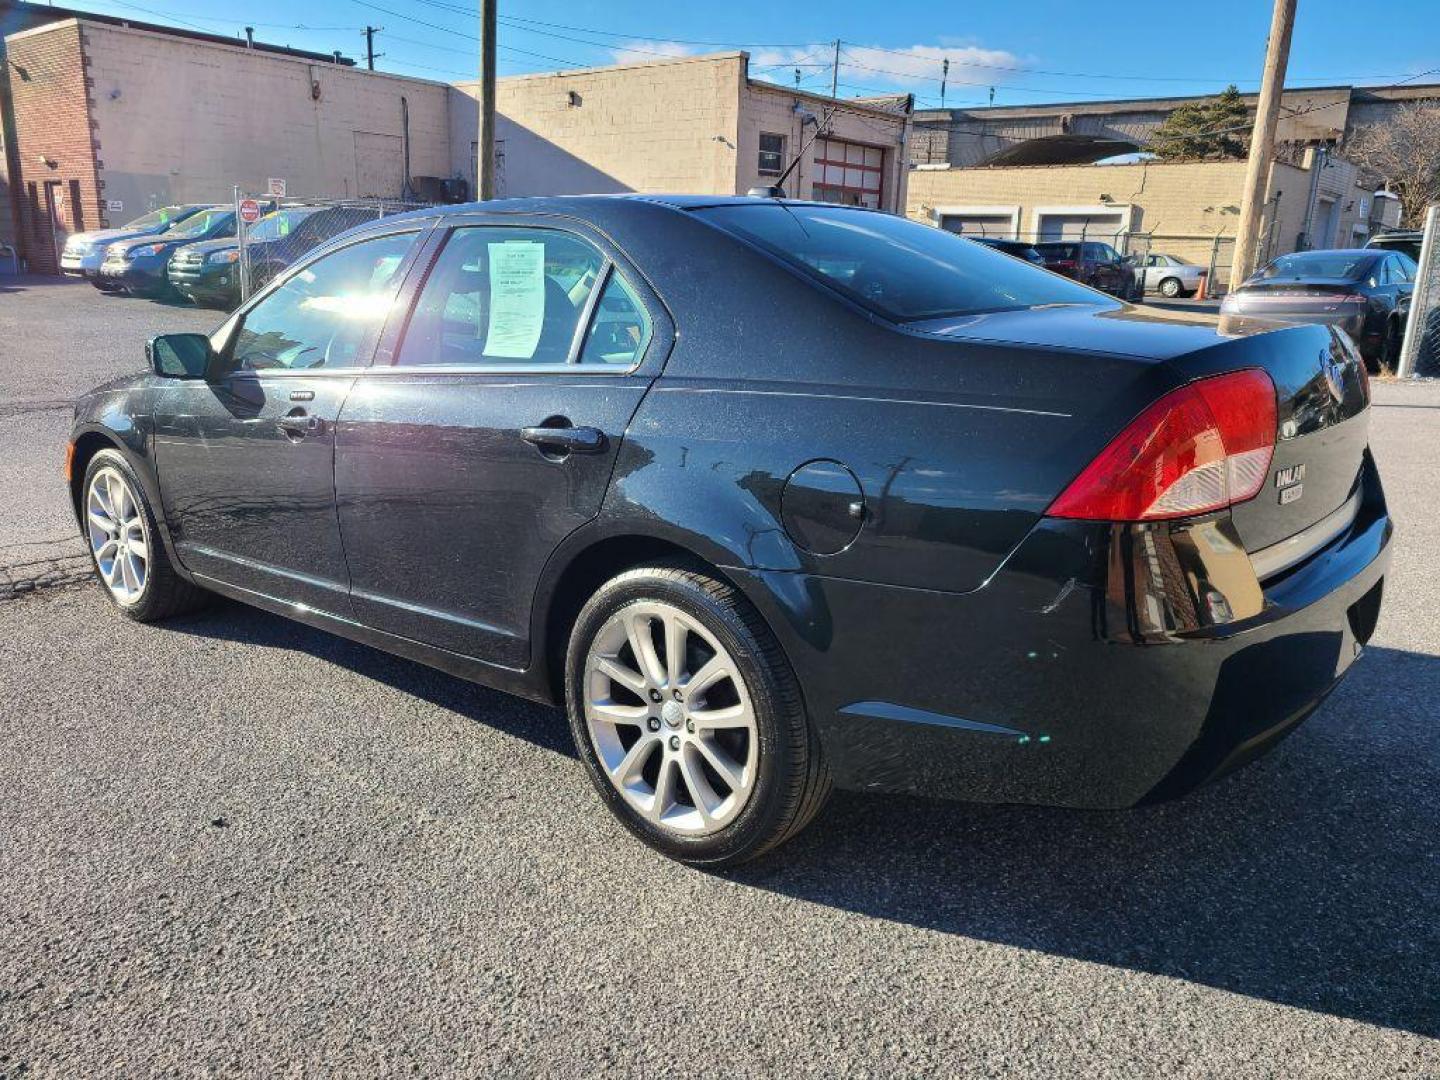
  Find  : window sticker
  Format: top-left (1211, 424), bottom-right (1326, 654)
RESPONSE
top-left (483, 241), bottom-right (546, 359)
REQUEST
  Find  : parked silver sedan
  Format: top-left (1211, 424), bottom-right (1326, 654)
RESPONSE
top-left (1136, 254), bottom-right (1207, 298)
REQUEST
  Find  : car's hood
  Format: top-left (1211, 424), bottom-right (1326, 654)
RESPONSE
top-left (176, 237), bottom-right (238, 256)
top-left (69, 228), bottom-right (156, 248)
top-left (105, 235), bottom-right (187, 256)
top-left (910, 301), bottom-right (1235, 361)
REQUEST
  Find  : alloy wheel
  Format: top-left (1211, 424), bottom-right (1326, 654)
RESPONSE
top-left (583, 600), bottom-right (758, 835)
top-left (86, 467), bottom-right (148, 605)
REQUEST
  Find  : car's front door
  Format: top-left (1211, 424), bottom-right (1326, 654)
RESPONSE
top-left (334, 218), bottom-right (671, 667)
top-left (152, 227), bottom-right (424, 612)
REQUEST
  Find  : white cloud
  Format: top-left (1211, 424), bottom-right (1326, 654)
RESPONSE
top-left (608, 40), bottom-right (699, 65)
top-left (604, 40), bottom-right (1023, 103)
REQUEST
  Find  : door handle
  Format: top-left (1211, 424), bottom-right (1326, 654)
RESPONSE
top-left (277, 412), bottom-right (327, 438)
top-left (519, 425), bottom-right (607, 455)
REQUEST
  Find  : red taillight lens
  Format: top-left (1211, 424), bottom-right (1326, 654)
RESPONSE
top-left (1048, 369), bottom-right (1277, 522)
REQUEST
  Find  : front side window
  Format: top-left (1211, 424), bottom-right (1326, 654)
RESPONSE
top-left (696, 203), bottom-right (1101, 322)
top-left (229, 232), bottom-right (415, 372)
top-left (396, 227), bottom-right (612, 367)
top-left (758, 132), bottom-right (785, 176)
top-left (168, 209), bottom-right (232, 240)
top-left (246, 210), bottom-right (318, 243)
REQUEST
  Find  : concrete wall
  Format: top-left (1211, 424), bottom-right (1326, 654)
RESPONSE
top-left (451, 53), bottom-right (745, 199)
top-left (737, 83), bottom-right (909, 212)
top-left (906, 156), bottom-right (1379, 271)
top-left (79, 20), bottom-right (451, 213)
top-left (450, 54), bottom-right (910, 208)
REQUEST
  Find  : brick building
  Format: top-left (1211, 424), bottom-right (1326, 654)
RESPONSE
top-left (2, 6), bottom-right (913, 277)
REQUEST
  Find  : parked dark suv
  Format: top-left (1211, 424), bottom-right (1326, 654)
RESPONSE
top-left (1034, 240), bottom-right (1136, 299)
top-left (168, 205), bottom-right (378, 308)
top-left (68, 196), bottom-right (1390, 866)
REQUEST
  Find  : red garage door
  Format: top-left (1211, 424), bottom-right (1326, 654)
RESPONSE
top-left (811, 138), bottom-right (884, 209)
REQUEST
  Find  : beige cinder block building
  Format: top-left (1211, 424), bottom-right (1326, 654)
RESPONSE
top-left (906, 153), bottom-right (1401, 285)
top-left (451, 53), bottom-right (912, 212)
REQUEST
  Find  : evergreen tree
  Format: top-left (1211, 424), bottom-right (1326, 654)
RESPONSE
top-left (1150, 86), bottom-right (1250, 160)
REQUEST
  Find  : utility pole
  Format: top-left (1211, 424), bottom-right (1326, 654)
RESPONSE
top-left (364, 25), bottom-right (379, 70)
top-left (940, 58), bottom-right (949, 110)
top-left (830, 40), bottom-right (840, 99)
top-left (1229, 0), bottom-right (1296, 287)
top-left (478, 0), bottom-right (497, 200)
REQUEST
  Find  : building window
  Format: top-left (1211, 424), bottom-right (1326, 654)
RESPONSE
top-left (810, 138), bottom-right (884, 209)
top-left (758, 132), bottom-right (785, 176)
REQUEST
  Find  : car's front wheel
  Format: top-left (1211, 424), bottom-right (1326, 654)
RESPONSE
top-left (565, 564), bottom-right (830, 866)
top-left (82, 449), bottom-right (207, 621)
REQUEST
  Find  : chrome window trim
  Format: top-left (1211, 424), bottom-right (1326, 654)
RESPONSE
top-left (1250, 490), bottom-right (1362, 581)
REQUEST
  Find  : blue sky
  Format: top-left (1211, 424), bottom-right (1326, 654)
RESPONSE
top-left (38, 0), bottom-right (1440, 107)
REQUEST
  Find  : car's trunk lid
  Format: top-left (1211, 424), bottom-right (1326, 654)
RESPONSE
top-left (1167, 321), bottom-right (1369, 555)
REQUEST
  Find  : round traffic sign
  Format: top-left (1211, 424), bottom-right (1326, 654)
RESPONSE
top-left (239, 198), bottom-right (261, 224)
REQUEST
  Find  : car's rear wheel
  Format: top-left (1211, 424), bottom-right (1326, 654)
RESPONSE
top-left (1381, 317), bottom-right (1403, 372)
top-left (1159, 276), bottom-right (1183, 298)
top-left (82, 449), bottom-right (207, 621)
top-left (565, 563), bottom-right (830, 866)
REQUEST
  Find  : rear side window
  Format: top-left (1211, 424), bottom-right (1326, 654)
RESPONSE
top-left (398, 226), bottom-right (644, 368)
top-left (697, 204), bottom-right (1099, 322)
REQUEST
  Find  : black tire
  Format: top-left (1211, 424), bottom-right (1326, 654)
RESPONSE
top-left (1381, 317), bottom-right (1403, 373)
top-left (565, 563), bottom-right (831, 867)
top-left (80, 449), bottom-right (208, 622)
top-left (1159, 277), bottom-right (1183, 298)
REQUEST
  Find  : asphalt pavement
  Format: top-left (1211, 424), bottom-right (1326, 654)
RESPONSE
top-left (1, 277), bottom-right (1438, 1077)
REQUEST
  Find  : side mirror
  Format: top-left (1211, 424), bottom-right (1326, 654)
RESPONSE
top-left (147, 333), bottom-right (212, 380)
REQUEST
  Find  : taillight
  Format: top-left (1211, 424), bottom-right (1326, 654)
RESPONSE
top-left (1048, 369), bottom-right (1277, 522)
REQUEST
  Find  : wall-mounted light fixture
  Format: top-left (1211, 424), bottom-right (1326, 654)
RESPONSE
top-left (36, 154), bottom-right (56, 168)
top-left (567, 90), bottom-right (581, 107)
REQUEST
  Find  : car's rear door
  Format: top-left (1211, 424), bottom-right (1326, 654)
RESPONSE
top-left (152, 224), bottom-right (426, 612)
top-left (333, 214), bottom-right (673, 667)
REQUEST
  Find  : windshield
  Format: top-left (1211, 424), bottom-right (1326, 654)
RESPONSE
top-left (696, 204), bottom-right (1101, 321)
top-left (167, 209), bottom-right (231, 239)
top-left (1258, 252), bottom-right (1377, 281)
top-left (122, 206), bottom-right (187, 231)
top-left (246, 209), bottom-right (319, 242)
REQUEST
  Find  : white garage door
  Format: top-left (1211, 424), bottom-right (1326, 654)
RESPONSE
top-left (1037, 212), bottom-right (1124, 243)
top-left (354, 132), bottom-right (404, 199)
top-left (938, 214), bottom-right (1014, 238)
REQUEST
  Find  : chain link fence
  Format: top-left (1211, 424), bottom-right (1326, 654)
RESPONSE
top-left (938, 218), bottom-right (1239, 299)
top-left (1397, 204), bottom-right (1440, 379)
top-left (233, 191), bottom-right (431, 303)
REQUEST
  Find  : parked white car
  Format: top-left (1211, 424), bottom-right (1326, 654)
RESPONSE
top-left (1135, 254), bottom-right (1206, 298)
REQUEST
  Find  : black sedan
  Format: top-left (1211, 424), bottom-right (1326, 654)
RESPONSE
top-left (1221, 248), bottom-right (1417, 370)
top-left (98, 206), bottom-right (236, 298)
top-left (970, 236), bottom-right (1046, 264)
top-left (67, 196), bottom-right (1392, 866)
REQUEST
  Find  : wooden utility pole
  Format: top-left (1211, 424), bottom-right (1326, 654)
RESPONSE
top-left (830, 40), bottom-right (840, 99)
top-left (478, 0), bottom-right (497, 200)
top-left (1228, 0), bottom-right (1296, 287)
top-left (364, 26), bottom-right (378, 70)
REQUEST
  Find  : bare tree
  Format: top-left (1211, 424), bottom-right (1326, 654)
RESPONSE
top-left (1346, 103), bottom-right (1440, 227)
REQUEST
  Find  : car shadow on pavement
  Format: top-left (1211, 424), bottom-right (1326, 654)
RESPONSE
top-left (165, 597), bottom-right (576, 760)
top-left (733, 643), bottom-right (1440, 1039)
top-left (164, 599), bottom-right (1438, 1037)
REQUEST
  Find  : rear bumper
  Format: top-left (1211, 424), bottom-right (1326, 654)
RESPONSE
top-left (736, 460), bottom-right (1392, 809)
